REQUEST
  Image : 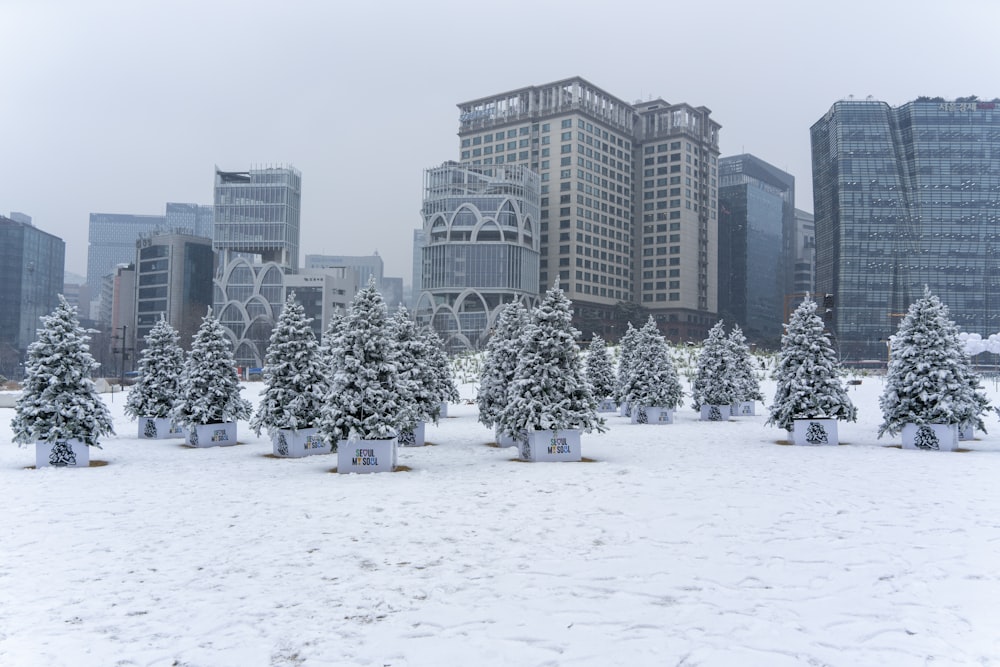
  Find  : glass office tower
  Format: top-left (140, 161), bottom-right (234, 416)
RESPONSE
top-left (811, 98), bottom-right (1000, 362)
top-left (213, 165), bottom-right (302, 368)
top-left (718, 154), bottom-right (794, 345)
top-left (414, 162), bottom-right (540, 351)
top-left (0, 215), bottom-right (65, 377)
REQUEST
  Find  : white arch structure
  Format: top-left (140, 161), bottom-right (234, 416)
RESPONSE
top-left (416, 163), bottom-right (541, 353)
top-left (214, 256), bottom-right (286, 368)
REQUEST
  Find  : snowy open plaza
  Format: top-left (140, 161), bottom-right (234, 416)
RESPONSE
top-left (3, 374), bottom-right (1000, 667)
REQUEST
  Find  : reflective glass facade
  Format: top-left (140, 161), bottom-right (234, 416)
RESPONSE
top-left (213, 165), bottom-right (302, 368)
top-left (135, 232), bottom-right (214, 348)
top-left (88, 203), bottom-right (213, 296)
top-left (0, 215), bottom-right (65, 376)
top-left (214, 166), bottom-right (301, 270)
top-left (87, 213), bottom-right (165, 293)
top-left (812, 99), bottom-right (1000, 361)
top-left (414, 163), bottom-right (540, 351)
top-left (718, 154), bottom-right (794, 345)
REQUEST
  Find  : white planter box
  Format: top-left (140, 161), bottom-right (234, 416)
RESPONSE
top-left (272, 427), bottom-right (329, 457)
top-left (398, 422), bottom-right (426, 447)
top-left (518, 429), bottom-right (582, 462)
top-left (35, 439), bottom-right (90, 468)
top-left (958, 424), bottom-right (976, 441)
top-left (631, 406), bottom-right (673, 424)
top-left (699, 404), bottom-right (731, 422)
top-left (438, 402), bottom-right (449, 418)
top-left (619, 403), bottom-right (630, 417)
top-left (337, 438), bottom-right (398, 473)
top-left (734, 401), bottom-right (756, 417)
top-left (186, 422), bottom-right (237, 448)
top-left (792, 418), bottom-right (839, 446)
top-left (496, 430), bottom-right (519, 448)
top-left (139, 416), bottom-right (185, 440)
top-left (597, 398), bottom-right (618, 413)
top-left (902, 423), bottom-right (958, 451)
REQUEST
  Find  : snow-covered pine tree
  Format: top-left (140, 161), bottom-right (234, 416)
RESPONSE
top-left (173, 309), bottom-right (252, 428)
top-left (585, 334), bottom-right (615, 402)
top-left (422, 326), bottom-right (459, 409)
top-left (477, 302), bottom-right (529, 430)
top-left (391, 307), bottom-right (440, 430)
top-left (12, 295), bottom-right (114, 449)
top-left (620, 316), bottom-right (683, 410)
top-left (614, 322), bottom-right (640, 407)
top-left (318, 279), bottom-right (401, 442)
top-left (496, 284), bottom-right (604, 436)
top-left (250, 293), bottom-right (328, 436)
top-left (767, 298), bottom-right (857, 432)
top-left (878, 287), bottom-right (990, 437)
top-left (125, 316), bottom-right (185, 421)
top-left (691, 321), bottom-right (741, 409)
top-left (319, 308), bottom-right (346, 374)
top-left (728, 324), bottom-right (764, 405)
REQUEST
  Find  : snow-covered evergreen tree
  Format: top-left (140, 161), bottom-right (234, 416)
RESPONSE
top-left (614, 322), bottom-right (640, 406)
top-left (767, 298), bottom-right (856, 432)
top-left (690, 321), bottom-right (740, 409)
top-left (173, 309), bottom-right (252, 427)
top-left (391, 307), bottom-right (441, 429)
top-left (496, 284), bottom-right (604, 436)
top-left (728, 324), bottom-right (764, 404)
top-left (878, 288), bottom-right (990, 437)
top-left (250, 293), bottom-right (328, 436)
top-left (422, 326), bottom-right (459, 408)
top-left (619, 316), bottom-right (683, 409)
top-left (318, 279), bottom-right (401, 442)
top-left (477, 302), bottom-right (529, 429)
top-left (12, 295), bottom-right (114, 448)
top-left (319, 308), bottom-right (346, 373)
top-left (125, 316), bottom-right (185, 420)
top-left (585, 335), bottom-right (615, 401)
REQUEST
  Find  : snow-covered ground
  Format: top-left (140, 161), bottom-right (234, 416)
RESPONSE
top-left (3, 377), bottom-right (1000, 666)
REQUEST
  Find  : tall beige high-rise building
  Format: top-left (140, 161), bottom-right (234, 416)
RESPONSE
top-left (456, 77), bottom-right (720, 341)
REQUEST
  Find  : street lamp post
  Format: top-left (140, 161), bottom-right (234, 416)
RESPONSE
top-left (111, 324), bottom-right (131, 390)
top-left (119, 324), bottom-right (127, 388)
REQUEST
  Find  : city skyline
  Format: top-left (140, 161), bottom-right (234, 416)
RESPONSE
top-left (2, 0), bottom-right (997, 283)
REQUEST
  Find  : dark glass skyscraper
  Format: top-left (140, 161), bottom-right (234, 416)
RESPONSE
top-left (811, 98), bottom-right (1000, 362)
top-left (717, 154), bottom-right (794, 345)
top-left (0, 215), bottom-right (65, 377)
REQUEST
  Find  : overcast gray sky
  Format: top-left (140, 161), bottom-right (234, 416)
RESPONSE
top-left (2, 0), bottom-right (996, 282)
